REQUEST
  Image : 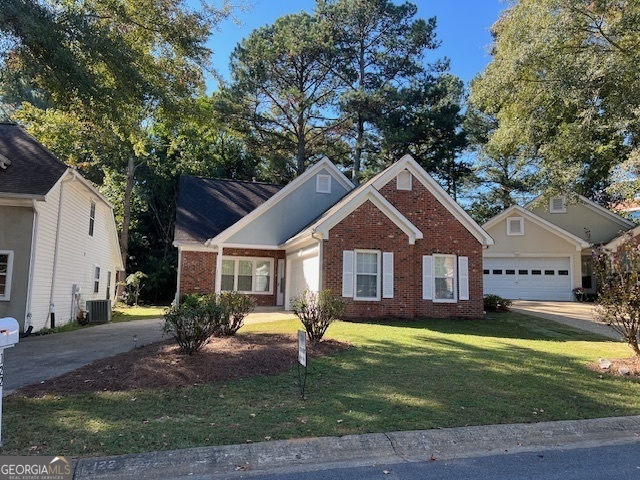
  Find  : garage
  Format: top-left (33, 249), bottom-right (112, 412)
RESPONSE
top-left (483, 257), bottom-right (572, 301)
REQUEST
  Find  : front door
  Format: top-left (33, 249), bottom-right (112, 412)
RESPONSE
top-left (276, 259), bottom-right (285, 306)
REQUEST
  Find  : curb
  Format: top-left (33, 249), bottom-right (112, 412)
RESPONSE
top-left (73, 416), bottom-right (640, 479)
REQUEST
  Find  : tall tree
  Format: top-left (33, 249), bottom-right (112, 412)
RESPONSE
top-left (1, 0), bottom-right (232, 297)
top-left (316, 0), bottom-right (440, 183)
top-left (470, 0), bottom-right (640, 203)
top-left (228, 12), bottom-right (341, 176)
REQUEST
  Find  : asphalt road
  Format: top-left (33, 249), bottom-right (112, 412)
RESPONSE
top-left (245, 443), bottom-right (640, 480)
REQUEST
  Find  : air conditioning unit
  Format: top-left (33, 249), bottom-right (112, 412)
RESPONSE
top-left (86, 300), bottom-right (112, 324)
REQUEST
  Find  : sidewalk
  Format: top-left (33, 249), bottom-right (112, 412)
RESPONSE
top-left (73, 415), bottom-right (640, 479)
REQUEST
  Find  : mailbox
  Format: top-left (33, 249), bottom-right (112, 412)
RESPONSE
top-left (0, 318), bottom-right (19, 348)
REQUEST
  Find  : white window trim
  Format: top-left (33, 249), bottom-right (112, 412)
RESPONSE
top-left (397, 170), bottom-right (412, 191)
top-left (93, 265), bottom-right (101, 294)
top-left (0, 250), bottom-right (14, 301)
top-left (354, 249), bottom-right (381, 301)
top-left (316, 174), bottom-right (332, 194)
top-left (89, 200), bottom-right (96, 237)
top-left (433, 254), bottom-right (458, 303)
top-left (221, 256), bottom-right (274, 295)
top-left (550, 195), bottom-right (566, 213)
top-left (506, 217), bottom-right (524, 236)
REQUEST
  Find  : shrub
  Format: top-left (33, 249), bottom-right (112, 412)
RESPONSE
top-left (217, 291), bottom-right (256, 336)
top-left (163, 294), bottom-right (223, 355)
top-left (483, 294), bottom-right (512, 312)
top-left (292, 289), bottom-right (346, 342)
top-left (594, 233), bottom-right (640, 357)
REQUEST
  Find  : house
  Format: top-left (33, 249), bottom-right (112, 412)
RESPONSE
top-left (482, 195), bottom-right (635, 301)
top-left (174, 155), bottom-right (494, 319)
top-left (0, 123), bottom-right (123, 332)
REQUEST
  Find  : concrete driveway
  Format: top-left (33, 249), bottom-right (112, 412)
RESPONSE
top-left (511, 300), bottom-right (620, 340)
top-left (2, 310), bottom-right (298, 396)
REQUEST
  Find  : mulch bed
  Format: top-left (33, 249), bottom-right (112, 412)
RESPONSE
top-left (588, 356), bottom-right (640, 378)
top-left (13, 333), bottom-right (349, 397)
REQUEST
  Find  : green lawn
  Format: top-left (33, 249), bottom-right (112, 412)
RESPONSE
top-left (3, 312), bottom-right (639, 457)
top-left (111, 305), bottom-right (167, 322)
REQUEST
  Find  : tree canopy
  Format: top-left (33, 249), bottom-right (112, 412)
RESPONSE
top-left (469, 0), bottom-right (640, 204)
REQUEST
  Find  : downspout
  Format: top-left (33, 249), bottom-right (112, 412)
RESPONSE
top-left (174, 246), bottom-right (182, 306)
top-left (311, 230), bottom-right (323, 291)
top-left (22, 199), bottom-right (39, 336)
top-left (49, 175), bottom-right (73, 328)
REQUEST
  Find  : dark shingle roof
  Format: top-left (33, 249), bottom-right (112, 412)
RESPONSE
top-left (0, 123), bottom-right (68, 198)
top-left (174, 176), bottom-right (283, 244)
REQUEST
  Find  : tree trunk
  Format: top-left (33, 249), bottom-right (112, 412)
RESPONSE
top-left (628, 329), bottom-right (640, 358)
top-left (352, 113), bottom-right (364, 185)
top-left (116, 156), bottom-right (135, 301)
top-left (297, 110), bottom-right (306, 176)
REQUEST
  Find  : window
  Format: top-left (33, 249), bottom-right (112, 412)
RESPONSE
top-left (0, 251), bottom-right (14, 301)
top-left (544, 270), bottom-right (555, 275)
top-left (93, 266), bottom-right (100, 293)
top-left (550, 196), bottom-right (566, 213)
top-left (558, 270), bottom-right (569, 276)
top-left (220, 257), bottom-right (273, 294)
top-left (355, 250), bottom-right (380, 300)
top-left (507, 217), bottom-right (524, 236)
top-left (506, 269), bottom-right (515, 275)
top-left (532, 270), bottom-right (542, 275)
top-left (493, 269), bottom-right (502, 275)
top-left (434, 255), bottom-right (456, 301)
top-left (89, 201), bottom-right (96, 236)
top-left (316, 174), bottom-right (332, 194)
top-left (396, 170), bottom-right (412, 191)
top-left (518, 270), bottom-right (528, 275)
top-left (483, 269), bottom-right (489, 275)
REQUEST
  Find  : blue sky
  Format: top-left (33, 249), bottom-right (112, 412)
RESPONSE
top-left (208, 0), bottom-right (507, 88)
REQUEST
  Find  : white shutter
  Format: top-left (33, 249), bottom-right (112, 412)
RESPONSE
top-left (342, 250), bottom-right (354, 297)
top-left (422, 255), bottom-right (433, 300)
top-left (382, 252), bottom-right (394, 298)
top-left (458, 256), bottom-right (469, 301)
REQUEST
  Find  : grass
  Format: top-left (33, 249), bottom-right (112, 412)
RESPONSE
top-left (3, 312), bottom-right (640, 458)
top-left (111, 305), bottom-right (167, 323)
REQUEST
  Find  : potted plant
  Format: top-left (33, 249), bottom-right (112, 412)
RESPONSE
top-left (572, 286), bottom-right (585, 301)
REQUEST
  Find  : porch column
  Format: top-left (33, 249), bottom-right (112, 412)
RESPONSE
top-left (215, 244), bottom-right (223, 294)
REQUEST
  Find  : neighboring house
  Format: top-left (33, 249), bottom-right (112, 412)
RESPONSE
top-left (482, 195), bottom-right (635, 301)
top-left (0, 123), bottom-right (123, 332)
top-left (174, 155), bottom-right (494, 319)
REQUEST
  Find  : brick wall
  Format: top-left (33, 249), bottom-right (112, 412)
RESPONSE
top-left (323, 177), bottom-right (484, 319)
top-left (179, 248), bottom-right (285, 307)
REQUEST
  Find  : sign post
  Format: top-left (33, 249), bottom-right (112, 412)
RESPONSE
top-left (297, 330), bottom-right (307, 399)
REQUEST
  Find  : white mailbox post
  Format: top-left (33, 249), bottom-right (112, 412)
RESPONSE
top-left (0, 317), bottom-right (19, 446)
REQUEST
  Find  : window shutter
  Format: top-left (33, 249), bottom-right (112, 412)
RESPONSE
top-left (382, 252), bottom-right (394, 298)
top-left (316, 174), bottom-right (331, 193)
top-left (422, 255), bottom-right (433, 300)
top-left (342, 250), bottom-right (354, 297)
top-left (458, 256), bottom-right (469, 301)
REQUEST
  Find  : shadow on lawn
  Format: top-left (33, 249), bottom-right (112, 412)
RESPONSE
top-left (343, 312), bottom-right (612, 342)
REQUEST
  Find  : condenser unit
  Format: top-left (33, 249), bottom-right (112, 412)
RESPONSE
top-left (86, 299), bottom-right (112, 324)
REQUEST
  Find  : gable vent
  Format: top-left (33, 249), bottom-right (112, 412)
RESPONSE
top-left (316, 174), bottom-right (331, 194)
top-left (550, 196), bottom-right (566, 213)
top-left (397, 170), bottom-right (412, 191)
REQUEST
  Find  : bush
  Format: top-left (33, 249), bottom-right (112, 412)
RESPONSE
top-left (163, 294), bottom-right (223, 355)
top-left (483, 294), bottom-right (512, 312)
top-left (292, 289), bottom-right (346, 342)
top-left (217, 291), bottom-right (256, 336)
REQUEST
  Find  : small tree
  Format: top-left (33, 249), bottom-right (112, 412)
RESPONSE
top-left (217, 291), bottom-right (256, 336)
top-left (594, 233), bottom-right (640, 357)
top-left (292, 290), bottom-right (346, 342)
top-left (163, 294), bottom-right (222, 355)
top-left (124, 271), bottom-right (147, 306)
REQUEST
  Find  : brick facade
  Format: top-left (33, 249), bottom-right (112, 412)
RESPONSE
top-left (179, 248), bottom-right (285, 307)
top-left (322, 178), bottom-right (484, 319)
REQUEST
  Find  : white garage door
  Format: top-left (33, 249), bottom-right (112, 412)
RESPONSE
top-left (286, 249), bottom-right (319, 309)
top-left (483, 257), bottom-right (572, 301)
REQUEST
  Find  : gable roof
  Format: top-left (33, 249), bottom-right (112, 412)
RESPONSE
top-left (284, 186), bottom-right (424, 248)
top-left (0, 123), bottom-right (68, 199)
top-left (285, 154), bottom-right (493, 248)
top-left (525, 194), bottom-right (635, 231)
top-left (204, 157), bottom-right (354, 247)
top-left (174, 176), bottom-right (283, 245)
top-left (605, 224), bottom-right (640, 250)
top-left (372, 155), bottom-right (494, 246)
top-left (483, 205), bottom-right (590, 251)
